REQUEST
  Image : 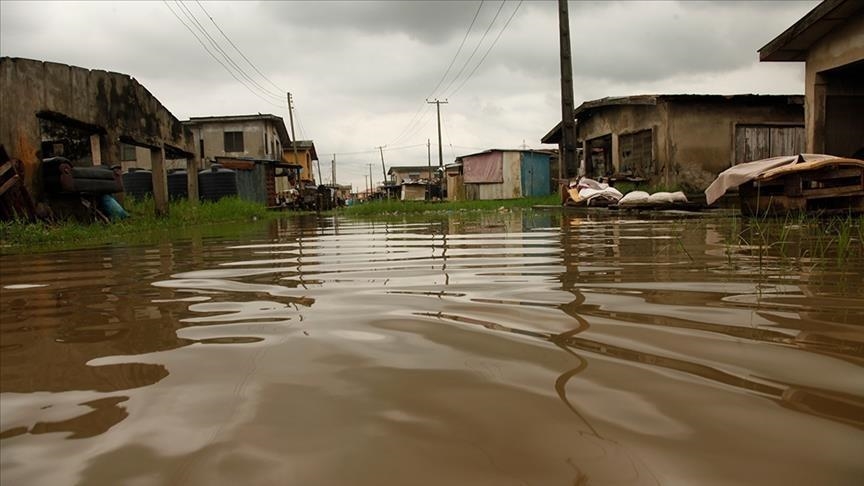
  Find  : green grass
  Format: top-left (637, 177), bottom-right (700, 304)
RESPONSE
top-left (0, 196), bottom-right (273, 252)
top-left (338, 194), bottom-right (561, 216)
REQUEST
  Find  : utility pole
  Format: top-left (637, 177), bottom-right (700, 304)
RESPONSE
top-left (376, 145), bottom-right (387, 198)
top-left (287, 92), bottom-right (300, 180)
top-left (426, 99), bottom-right (448, 169)
top-left (364, 174), bottom-right (369, 197)
top-left (427, 138), bottom-right (432, 201)
top-left (331, 154), bottom-right (336, 186)
top-left (558, 0), bottom-right (578, 183)
top-left (427, 98), bottom-right (448, 200)
top-left (368, 163), bottom-right (374, 197)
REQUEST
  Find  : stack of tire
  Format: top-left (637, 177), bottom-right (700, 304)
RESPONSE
top-left (42, 157), bottom-right (122, 194)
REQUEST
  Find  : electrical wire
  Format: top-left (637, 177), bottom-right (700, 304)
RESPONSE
top-left (438, 0), bottom-right (506, 97)
top-left (195, 0), bottom-right (285, 94)
top-left (387, 0), bottom-right (484, 147)
top-left (163, 1), bottom-right (284, 109)
top-left (447, 0), bottom-right (523, 98)
top-left (426, 0), bottom-right (484, 100)
top-left (173, 1), bottom-right (284, 102)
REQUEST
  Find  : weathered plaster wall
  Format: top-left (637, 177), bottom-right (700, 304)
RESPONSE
top-left (572, 98), bottom-right (802, 188)
top-left (575, 104), bottom-right (667, 175)
top-left (804, 12), bottom-right (864, 153)
top-left (192, 120), bottom-right (270, 162)
top-left (0, 57), bottom-right (193, 197)
top-left (666, 99), bottom-right (804, 183)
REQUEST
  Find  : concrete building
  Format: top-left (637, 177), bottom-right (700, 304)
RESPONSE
top-left (282, 140), bottom-right (319, 185)
top-left (387, 165), bottom-right (435, 185)
top-left (183, 114), bottom-right (290, 165)
top-left (449, 149), bottom-right (552, 201)
top-left (759, 0), bottom-right (864, 158)
top-left (541, 94), bottom-right (805, 191)
top-left (0, 57), bottom-right (196, 214)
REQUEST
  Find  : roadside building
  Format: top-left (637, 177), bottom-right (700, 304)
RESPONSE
top-left (759, 0), bottom-right (864, 158)
top-left (214, 156), bottom-right (301, 207)
top-left (387, 165), bottom-right (435, 185)
top-left (0, 57), bottom-right (196, 216)
top-left (541, 94), bottom-right (805, 191)
top-left (450, 149), bottom-right (552, 201)
top-left (183, 114), bottom-right (290, 164)
top-left (282, 140), bottom-right (319, 186)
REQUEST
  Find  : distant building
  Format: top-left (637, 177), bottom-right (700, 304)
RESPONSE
top-left (541, 94), bottom-right (805, 190)
top-left (759, 0), bottom-right (864, 158)
top-left (448, 149), bottom-right (552, 201)
top-left (282, 140), bottom-right (319, 185)
top-left (183, 114), bottom-right (291, 165)
top-left (387, 165), bottom-right (435, 185)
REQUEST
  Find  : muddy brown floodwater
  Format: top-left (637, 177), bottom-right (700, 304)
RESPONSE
top-left (1, 209), bottom-right (863, 485)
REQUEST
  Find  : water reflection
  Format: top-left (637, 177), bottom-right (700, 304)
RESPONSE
top-left (1, 209), bottom-right (862, 485)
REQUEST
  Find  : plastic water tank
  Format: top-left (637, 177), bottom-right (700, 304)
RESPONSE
top-left (122, 168), bottom-right (153, 199)
top-left (167, 169), bottom-right (188, 200)
top-left (198, 164), bottom-right (237, 202)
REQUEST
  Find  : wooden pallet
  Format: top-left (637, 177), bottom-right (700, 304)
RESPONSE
top-left (740, 158), bottom-right (864, 216)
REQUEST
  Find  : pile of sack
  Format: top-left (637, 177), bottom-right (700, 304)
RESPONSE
top-left (566, 177), bottom-right (688, 207)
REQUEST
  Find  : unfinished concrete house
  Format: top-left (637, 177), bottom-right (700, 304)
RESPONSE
top-left (541, 94), bottom-right (805, 191)
top-left (0, 57), bottom-right (196, 216)
top-left (759, 0), bottom-right (864, 158)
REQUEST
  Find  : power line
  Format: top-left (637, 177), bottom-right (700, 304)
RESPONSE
top-left (194, 0), bottom-right (285, 94)
top-left (163, 1), bottom-right (284, 109)
top-left (173, 1), bottom-right (284, 102)
top-left (438, 0), bottom-right (507, 97)
top-left (427, 0), bottom-right (485, 100)
top-left (387, 1), bottom-right (484, 147)
top-left (447, 0), bottom-right (523, 98)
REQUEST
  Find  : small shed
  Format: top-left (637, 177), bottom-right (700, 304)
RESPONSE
top-left (445, 162), bottom-right (465, 201)
top-left (454, 149), bottom-right (552, 201)
top-left (401, 182), bottom-right (427, 201)
top-left (216, 156), bottom-right (300, 206)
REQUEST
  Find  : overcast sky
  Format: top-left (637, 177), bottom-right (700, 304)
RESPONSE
top-left (1, 0), bottom-right (818, 191)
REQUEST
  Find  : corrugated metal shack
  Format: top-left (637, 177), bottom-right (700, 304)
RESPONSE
top-left (452, 149), bottom-right (552, 201)
top-left (216, 156), bottom-right (301, 206)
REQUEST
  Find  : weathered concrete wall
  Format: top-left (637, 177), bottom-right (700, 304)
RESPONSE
top-left (192, 120), bottom-right (269, 162)
top-left (666, 98), bottom-right (804, 188)
top-left (575, 104), bottom-right (667, 176)
top-left (572, 98), bottom-right (802, 189)
top-left (804, 12), bottom-right (864, 154)
top-left (0, 57), bottom-right (193, 197)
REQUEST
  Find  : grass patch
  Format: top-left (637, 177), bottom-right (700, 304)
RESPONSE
top-left (1, 196), bottom-right (273, 252)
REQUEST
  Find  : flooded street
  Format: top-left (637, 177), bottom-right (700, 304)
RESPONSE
top-left (1, 209), bottom-right (863, 485)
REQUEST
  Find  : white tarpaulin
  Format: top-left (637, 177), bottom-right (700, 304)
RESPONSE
top-left (704, 154), bottom-right (841, 205)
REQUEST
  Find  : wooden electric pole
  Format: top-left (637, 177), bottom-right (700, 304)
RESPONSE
top-left (331, 154), bottom-right (336, 186)
top-left (558, 0), bottom-right (578, 182)
top-left (426, 99), bottom-right (448, 169)
top-left (427, 138), bottom-right (432, 201)
top-left (368, 163), bottom-right (374, 196)
top-left (376, 145), bottom-right (387, 198)
top-left (287, 92), bottom-right (301, 178)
